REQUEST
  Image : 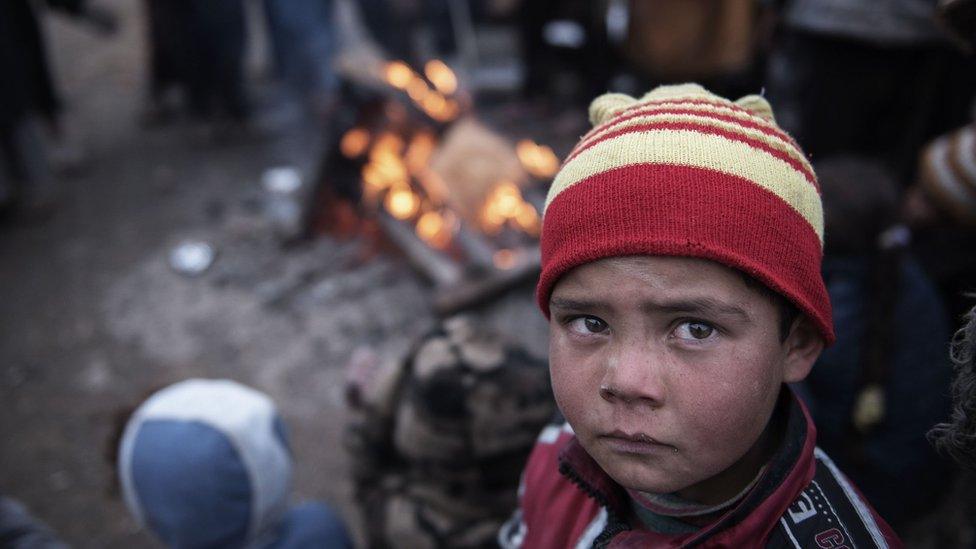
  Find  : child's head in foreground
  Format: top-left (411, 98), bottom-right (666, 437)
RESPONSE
top-left (116, 378), bottom-right (350, 548)
top-left (536, 84), bottom-right (832, 505)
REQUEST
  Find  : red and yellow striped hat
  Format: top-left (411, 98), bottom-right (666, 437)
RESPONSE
top-left (536, 84), bottom-right (834, 344)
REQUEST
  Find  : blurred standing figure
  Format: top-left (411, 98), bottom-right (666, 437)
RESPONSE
top-left (519, 0), bottom-right (612, 106)
top-left (765, 0), bottom-right (976, 185)
top-left (619, 0), bottom-right (762, 98)
top-left (906, 122), bottom-right (976, 323)
top-left (798, 157), bottom-right (954, 531)
top-left (0, 0), bottom-right (114, 214)
top-left (262, 0), bottom-right (337, 118)
top-left (142, 0), bottom-right (192, 124)
top-left (142, 0), bottom-right (248, 127)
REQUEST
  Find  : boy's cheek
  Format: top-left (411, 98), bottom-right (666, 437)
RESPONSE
top-left (548, 348), bottom-right (600, 423)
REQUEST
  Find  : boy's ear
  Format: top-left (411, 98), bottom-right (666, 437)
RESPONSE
top-left (782, 317), bottom-right (824, 383)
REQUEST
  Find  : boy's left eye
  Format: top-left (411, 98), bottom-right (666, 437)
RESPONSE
top-left (567, 315), bottom-right (609, 336)
top-left (674, 321), bottom-right (715, 341)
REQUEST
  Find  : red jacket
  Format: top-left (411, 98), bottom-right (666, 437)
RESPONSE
top-left (500, 389), bottom-right (902, 548)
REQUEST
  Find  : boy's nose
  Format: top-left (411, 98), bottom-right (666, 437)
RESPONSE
top-left (599, 345), bottom-right (665, 407)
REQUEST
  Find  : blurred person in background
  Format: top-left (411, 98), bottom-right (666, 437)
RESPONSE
top-left (764, 0), bottom-right (976, 186)
top-left (345, 315), bottom-right (555, 548)
top-left (0, 0), bottom-right (115, 217)
top-left (111, 379), bottom-right (352, 548)
top-left (141, 0), bottom-right (192, 125)
top-left (354, 0), bottom-right (455, 66)
top-left (262, 0), bottom-right (339, 121)
top-left (141, 0), bottom-right (249, 134)
top-left (0, 495), bottom-right (69, 549)
top-left (906, 122), bottom-right (976, 325)
top-left (518, 0), bottom-right (612, 107)
top-left (797, 157), bottom-right (954, 533)
top-left (938, 0), bottom-right (976, 51)
top-left (617, 0), bottom-right (764, 99)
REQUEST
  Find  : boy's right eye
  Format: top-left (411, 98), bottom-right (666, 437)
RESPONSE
top-left (567, 316), bottom-right (609, 335)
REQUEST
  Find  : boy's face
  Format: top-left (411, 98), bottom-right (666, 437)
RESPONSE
top-left (548, 256), bottom-right (821, 504)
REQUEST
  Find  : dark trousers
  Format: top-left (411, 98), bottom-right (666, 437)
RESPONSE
top-left (145, 0), bottom-right (248, 120)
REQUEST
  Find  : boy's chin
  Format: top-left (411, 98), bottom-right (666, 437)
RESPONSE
top-left (596, 456), bottom-right (695, 496)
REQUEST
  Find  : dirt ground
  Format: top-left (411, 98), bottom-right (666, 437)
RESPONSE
top-left (0, 2), bottom-right (552, 547)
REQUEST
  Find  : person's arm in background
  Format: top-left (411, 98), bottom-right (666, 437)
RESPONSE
top-left (0, 496), bottom-right (70, 549)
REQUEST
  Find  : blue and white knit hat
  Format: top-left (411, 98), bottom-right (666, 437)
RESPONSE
top-left (117, 379), bottom-right (293, 548)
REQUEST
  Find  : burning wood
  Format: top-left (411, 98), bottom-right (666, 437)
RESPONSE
top-left (480, 180), bottom-right (540, 237)
top-left (424, 60), bottom-right (458, 95)
top-left (382, 60), bottom-right (461, 123)
top-left (434, 247), bottom-right (542, 315)
top-left (375, 211), bottom-right (463, 287)
top-left (315, 57), bottom-right (563, 312)
top-left (516, 140), bottom-right (560, 179)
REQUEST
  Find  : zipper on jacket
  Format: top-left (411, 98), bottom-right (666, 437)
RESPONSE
top-left (558, 460), bottom-right (631, 548)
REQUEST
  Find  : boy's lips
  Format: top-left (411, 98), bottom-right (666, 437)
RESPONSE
top-left (600, 430), bottom-right (676, 455)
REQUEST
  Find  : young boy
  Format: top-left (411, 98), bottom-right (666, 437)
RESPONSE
top-left (500, 84), bottom-right (901, 547)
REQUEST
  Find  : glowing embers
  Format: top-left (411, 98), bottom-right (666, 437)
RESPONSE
top-left (481, 180), bottom-right (540, 236)
top-left (340, 128), bottom-right (370, 159)
top-left (334, 58), bottom-right (563, 295)
top-left (383, 61), bottom-right (414, 90)
top-left (383, 59), bottom-right (460, 123)
top-left (415, 210), bottom-right (457, 250)
top-left (385, 186), bottom-right (421, 220)
top-left (516, 139), bottom-right (560, 179)
top-left (424, 59), bottom-right (458, 95)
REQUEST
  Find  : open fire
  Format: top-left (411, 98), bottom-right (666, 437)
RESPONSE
top-left (319, 58), bottom-right (561, 312)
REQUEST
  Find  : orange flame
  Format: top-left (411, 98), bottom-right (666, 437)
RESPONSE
top-left (406, 77), bottom-right (430, 102)
top-left (415, 210), bottom-right (454, 249)
top-left (516, 139), bottom-right (560, 179)
top-left (424, 60), bottom-right (458, 95)
top-left (420, 93), bottom-right (447, 117)
top-left (340, 127), bottom-right (370, 158)
top-left (361, 133), bottom-right (410, 201)
top-left (426, 98), bottom-right (459, 122)
top-left (372, 132), bottom-right (405, 156)
top-left (384, 61), bottom-right (414, 90)
top-left (480, 180), bottom-right (542, 235)
top-left (385, 185), bottom-right (421, 220)
top-left (514, 201), bottom-right (540, 236)
top-left (383, 60), bottom-right (459, 123)
top-left (406, 132), bottom-right (437, 175)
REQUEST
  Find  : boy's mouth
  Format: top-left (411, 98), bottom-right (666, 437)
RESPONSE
top-left (601, 430), bottom-right (675, 455)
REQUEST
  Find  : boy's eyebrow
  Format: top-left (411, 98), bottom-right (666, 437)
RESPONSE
top-left (550, 296), bottom-right (752, 322)
top-left (549, 297), bottom-right (603, 311)
top-left (646, 298), bottom-right (752, 322)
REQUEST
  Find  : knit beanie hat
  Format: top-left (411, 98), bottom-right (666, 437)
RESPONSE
top-left (917, 124), bottom-right (976, 227)
top-left (537, 84), bottom-right (834, 344)
top-left (118, 379), bottom-right (293, 548)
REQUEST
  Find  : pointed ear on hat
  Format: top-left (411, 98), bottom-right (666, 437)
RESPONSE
top-left (588, 93), bottom-right (638, 126)
top-left (735, 95), bottom-right (777, 124)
